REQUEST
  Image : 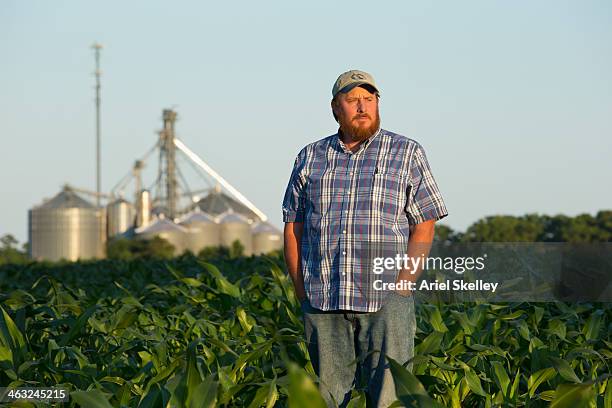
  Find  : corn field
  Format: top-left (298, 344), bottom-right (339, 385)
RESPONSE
top-left (0, 254), bottom-right (610, 407)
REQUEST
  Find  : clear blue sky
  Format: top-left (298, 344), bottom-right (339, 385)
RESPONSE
top-left (1, 1), bottom-right (611, 244)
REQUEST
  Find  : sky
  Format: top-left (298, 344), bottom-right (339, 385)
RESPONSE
top-left (1, 1), bottom-right (611, 245)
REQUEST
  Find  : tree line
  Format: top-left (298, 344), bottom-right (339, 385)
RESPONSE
top-left (1, 210), bottom-right (610, 265)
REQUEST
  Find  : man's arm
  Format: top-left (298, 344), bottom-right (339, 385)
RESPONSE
top-left (284, 222), bottom-right (306, 301)
top-left (396, 219), bottom-right (436, 296)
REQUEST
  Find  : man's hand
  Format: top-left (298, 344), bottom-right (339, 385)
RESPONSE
top-left (396, 219), bottom-right (436, 297)
top-left (284, 222), bottom-right (306, 302)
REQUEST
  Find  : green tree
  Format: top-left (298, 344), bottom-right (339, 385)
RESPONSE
top-left (198, 245), bottom-right (230, 260)
top-left (462, 214), bottom-right (545, 242)
top-left (229, 240), bottom-right (245, 258)
top-left (434, 224), bottom-right (461, 243)
top-left (106, 236), bottom-right (175, 260)
top-left (0, 234), bottom-right (28, 265)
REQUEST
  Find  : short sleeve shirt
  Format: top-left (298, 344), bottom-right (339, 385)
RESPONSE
top-left (282, 129), bottom-right (448, 312)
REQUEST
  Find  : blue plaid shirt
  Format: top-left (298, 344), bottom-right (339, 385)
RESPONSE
top-left (282, 128), bottom-right (448, 312)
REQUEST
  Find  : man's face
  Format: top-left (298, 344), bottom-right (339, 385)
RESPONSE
top-left (332, 85), bottom-right (380, 142)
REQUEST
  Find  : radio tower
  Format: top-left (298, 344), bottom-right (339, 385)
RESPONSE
top-left (92, 42), bottom-right (103, 207)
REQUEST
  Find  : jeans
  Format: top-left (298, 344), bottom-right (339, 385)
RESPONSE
top-left (300, 291), bottom-right (416, 408)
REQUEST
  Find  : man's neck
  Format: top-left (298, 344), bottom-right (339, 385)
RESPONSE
top-left (338, 128), bottom-right (377, 153)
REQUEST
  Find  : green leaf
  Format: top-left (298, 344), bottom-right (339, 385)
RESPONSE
top-left (138, 384), bottom-right (167, 408)
top-left (549, 357), bottom-right (581, 383)
top-left (346, 390), bottom-right (367, 408)
top-left (547, 319), bottom-right (567, 340)
top-left (190, 374), bottom-right (218, 408)
top-left (517, 320), bottom-right (530, 341)
top-left (0, 344), bottom-right (12, 364)
top-left (0, 306), bottom-right (26, 351)
top-left (236, 307), bottom-right (254, 334)
top-left (499, 310), bottom-right (524, 320)
top-left (71, 389), bottom-right (114, 408)
top-left (582, 309), bottom-right (604, 341)
top-left (415, 331), bottom-right (444, 355)
top-left (185, 341), bottom-right (205, 407)
top-left (428, 307), bottom-right (448, 332)
top-left (166, 372), bottom-right (188, 408)
top-left (539, 390), bottom-right (556, 401)
top-left (247, 379), bottom-right (277, 408)
top-left (387, 356), bottom-right (445, 407)
top-left (528, 367), bottom-right (556, 398)
top-left (509, 368), bottom-right (520, 399)
top-left (287, 364), bottom-right (327, 408)
top-left (182, 277), bottom-right (203, 287)
top-left (200, 262), bottom-right (241, 298)
top-left (491, 361), bottom-right (510, 397)
top-left (464, 367), bottom-right (487, 397)
top-left (60, 305), bottom-right (97, 346)
top-left (532, 306), bottom-right (545, 326)
top-left (450, 311), bottom-right (475, 335)
top-left (550, 383), bottom-right (596, 407)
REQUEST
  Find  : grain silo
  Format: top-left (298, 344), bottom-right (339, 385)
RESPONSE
top-left (194, 189), bottom-right (260, 223)
top-left (218, 211), bottom-right (253, 256)
top-left (135, 190), bottom-right (151, 228)
top-left (106, 198), bottom-right (134, 237)
top-left (252, 222), bottom-right (283, 255)
top-left (179, 209), bottom-right (221, 253)
top-left (29, 187), bottom-right (105, 262)
top-left (134, 215), bottom-right (187, 255)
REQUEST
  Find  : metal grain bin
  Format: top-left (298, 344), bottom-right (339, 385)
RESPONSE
top-left (195, 190), bottom-right (260, 223)
top-left (218, 211), bottom-right (253, 256)
top-left (252, 222), bottom-right (283, 255)
top-left (136, 190), bottom-right (151, 228)
top-left (134, 216), bottom-right (187, 255)
top-left (107, 198), bottom-right (134, 237)
top-left (29, 188), bottom-right (105, 262)
top-left (179, 210), bottom-right (220, 253)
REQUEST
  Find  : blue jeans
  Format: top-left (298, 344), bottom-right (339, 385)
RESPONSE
top-left (300, 292), bottom-right (416, 408)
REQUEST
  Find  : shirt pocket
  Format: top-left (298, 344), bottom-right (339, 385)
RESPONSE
top-left (372, 170), bottom-right (409, 223)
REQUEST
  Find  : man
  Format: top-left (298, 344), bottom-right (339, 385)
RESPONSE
top-left (282, 70), bottom-right (448, 407)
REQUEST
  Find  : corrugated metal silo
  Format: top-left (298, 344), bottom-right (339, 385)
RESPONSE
top-left (218, 211), bottom-right (253, 256)
top-left (107, 198), bottom-right (134, 237)
top-left (29, 188), bottom-right (105, 262)
top-left (252, 222), bottom-right (283, 255)
top-left (194, 190), bottom-right (260, 223)
top-left (136, 190), bottom-right (151, 228)
top-left (179, 210), bottom-right (221, 253)
top-left (134, 216), bottom-right (187, 255)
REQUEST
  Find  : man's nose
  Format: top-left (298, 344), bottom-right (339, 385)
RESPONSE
top-left (356, 99), bottom-right (366, 113)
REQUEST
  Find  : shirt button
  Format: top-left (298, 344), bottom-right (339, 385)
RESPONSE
top-left (345, 210), bottom-right (349, 214)
top-left (343, 230), bottom-right (347, 234)
top-left (350, 171), bottom-right (354, 175)
top-left (342, 272), bottom-right (346, 276)
top-left (342, 251), bottom-right (346, 255)
top-left (347, 191), bottom-right (351, 195)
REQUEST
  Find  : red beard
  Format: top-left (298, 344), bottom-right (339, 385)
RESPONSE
top-left (339, 108), bottom-right (381, 142)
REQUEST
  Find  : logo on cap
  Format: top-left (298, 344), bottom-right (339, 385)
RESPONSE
top-left (351, 73), bottom-right (366, 80)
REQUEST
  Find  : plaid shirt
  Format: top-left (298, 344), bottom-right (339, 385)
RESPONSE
top-left (282, 128), bottom-right (448, 312)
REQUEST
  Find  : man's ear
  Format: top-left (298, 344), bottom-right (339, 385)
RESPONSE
top-left (331, 98), bottom-right (340, 122)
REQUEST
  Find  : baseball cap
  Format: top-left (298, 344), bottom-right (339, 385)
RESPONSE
top-left (332, 70), bottom-right (379, 99)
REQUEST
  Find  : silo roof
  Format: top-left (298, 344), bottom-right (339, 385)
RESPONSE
top-left (36, 189), bottom-right (95, 209)
top-left (217, 210), bottom-right (250, 224)
top-left (252, 221), bottom-right (282, 234)
top-left (178, 211), bottom-right (217, 225)
top-left (108, 197), bottom-right (131, 205)
top-left (194, 191), bottom-right (261, 221)
top-left (135, 217), bottom-right (187, 235)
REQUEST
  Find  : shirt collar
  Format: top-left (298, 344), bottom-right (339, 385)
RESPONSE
top-left (336, 127), bottom-right (382, 154)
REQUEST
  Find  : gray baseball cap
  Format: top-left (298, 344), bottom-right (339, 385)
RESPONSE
top-left (332, 69), bottom-right (379, 99)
